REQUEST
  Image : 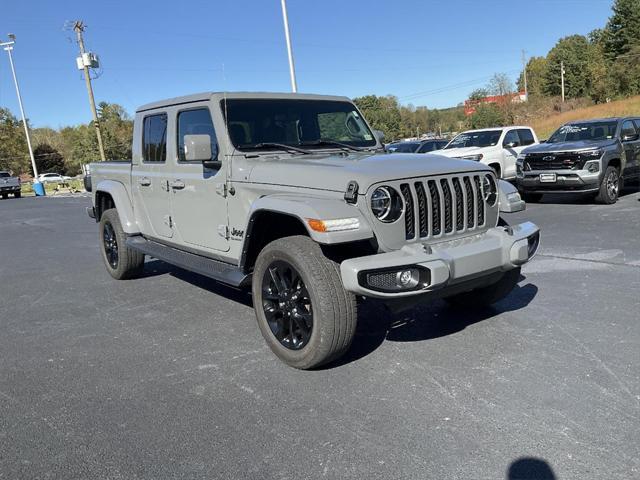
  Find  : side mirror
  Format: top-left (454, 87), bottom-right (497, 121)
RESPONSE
top-left (373, 129), bottom-right (385, 143)
top-left (184, 134), bottom-right (221, 169)
top-left (622, 133), bottom-right (639, 142)
top-left (504, 141), bottom-right (519, 149)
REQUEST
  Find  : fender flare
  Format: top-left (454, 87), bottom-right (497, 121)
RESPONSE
top-left (245, 194), bottom-right (374, 245)
top-left (95, 180), bottom-right (140, 234)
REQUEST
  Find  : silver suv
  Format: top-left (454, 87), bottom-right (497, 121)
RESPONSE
top-left (87, 92), bottom-right (540, 369)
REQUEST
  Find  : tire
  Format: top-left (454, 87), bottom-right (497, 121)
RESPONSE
top-left (522, 193), bottom-right (542, 203)
top-left (595, 165), bottom-right (619, 204)
top-left (252, 235), bottom-right (357, 369)
top-left (445, 267), bottom-right (521, 308)
top-left (14, 191), bottom-right (21, 198)
top-left (99, 208), bottom-right (145, 280)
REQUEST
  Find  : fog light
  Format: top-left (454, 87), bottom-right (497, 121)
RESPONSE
top-left (585, 161), bottom-right (600, 173)
top-left (360, 266), bottom-right (429, 293)
top-left (398, 270), bottom-right (414, 286)
top-left (527, 231), bottom-right (540, 259)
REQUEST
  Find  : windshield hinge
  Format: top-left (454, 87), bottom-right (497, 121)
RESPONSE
top-left (218, 225), bottom-right (229, 239)
top-left (216, 183), bottom-right (227, 198)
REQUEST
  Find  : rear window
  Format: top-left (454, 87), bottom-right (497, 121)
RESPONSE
top-left (143, 113), bottom-right (168, 162)
top-left (517, 129), bottom-right (536, 146)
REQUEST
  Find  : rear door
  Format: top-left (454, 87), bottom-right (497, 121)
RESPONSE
top-left (621, 120), bottom-right (640, 178)
top-left (131, 112), bottom-right (173, 238)
top-left (169, 105), bottom-right (229, 252)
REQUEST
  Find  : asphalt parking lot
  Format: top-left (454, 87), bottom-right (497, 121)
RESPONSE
top-left (1, 191), bottom-right (639, 480)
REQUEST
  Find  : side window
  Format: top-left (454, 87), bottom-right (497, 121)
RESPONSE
top-left (517, 129), bottom-right (535, 146)
top-left (417, 142), bottom-right (434, 153)
top-left (621, 120), bottom-right (637, 138)
top-left (143, 114), bottom-right (168, 162)
top-left (177, 108), bottom-right (217, 162)
top-left (634, 120), bottom-right (640, 132)
top-left (503, 130), bottom-right (520, 147)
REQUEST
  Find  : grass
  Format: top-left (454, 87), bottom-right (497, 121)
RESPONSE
top-left (21, 179), bottom-right (86, 196)
top-left (530, 95), bottom-right (640, 139)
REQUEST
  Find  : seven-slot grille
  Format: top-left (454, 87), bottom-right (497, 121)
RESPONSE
top-left (400, 174), bottom-right (487, 240)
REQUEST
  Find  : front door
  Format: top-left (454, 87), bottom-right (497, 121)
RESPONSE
top-left (502, 129), bottom-right (522, 179)
top-left (169, 106), bottom-right (229, 252)
top-left (622, 120), bottom-right (640, 179)
top-left (132, 112), bottom-right (173, 238)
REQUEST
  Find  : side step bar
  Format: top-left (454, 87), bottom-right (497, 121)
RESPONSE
top-left (126, 236), bottom-right (250, 288)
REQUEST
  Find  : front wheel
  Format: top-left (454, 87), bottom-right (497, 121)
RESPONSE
top-left (445, 267), bottom-right (521, 308)
top-left (99, 208), bottom-right (145, 279)
top-left (252, 236), bottom-right (357, 369)
top-left (595, 166), bottom-right (619, 204)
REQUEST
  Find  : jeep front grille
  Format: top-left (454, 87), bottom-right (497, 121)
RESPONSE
top-left (400, 174), bottom-right (487, 240)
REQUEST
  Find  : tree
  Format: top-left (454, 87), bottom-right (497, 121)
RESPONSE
top-left (603, 0), bottom-right (640, 60)
top-left (517, 56), bottom-right (548, 98)
top-left (34, 143), bottom-right (65, 174)
top-left (353, 95), bottom-right (402, 140)
top-left (0, 107), bottom-right (29, 175)
top-left (468, 88), bottom-right (489, 101)
top-left (487, 73), bottom-right (514, 96)
top-left (544, 35), bottom-right (592, 99)
top-left (469, 104), bottom-right (504, 129)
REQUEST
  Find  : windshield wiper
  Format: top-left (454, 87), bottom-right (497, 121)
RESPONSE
top-left (243, 142), bottom-right (311, 154)
top-left (300, 140), bottom-right (365, 152)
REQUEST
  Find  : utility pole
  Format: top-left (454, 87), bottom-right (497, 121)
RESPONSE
top-left (280, 0), bottom-right (298, 93)
top-left (1, 34), bottom-right (43, 194)
top-left (73, 21), bottom-right (106, 161)
top-left (521, 49), bottom-right (528, 100)
top-left (560, 61), bottom-right (566, 103)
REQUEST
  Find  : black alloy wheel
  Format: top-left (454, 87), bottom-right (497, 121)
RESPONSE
top-left (261, 260), bottom-right (313, 350)
top-left (103, 221), bottom-right (119, 269)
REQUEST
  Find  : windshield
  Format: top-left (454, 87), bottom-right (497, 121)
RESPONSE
top-left (222, 99), bottom-right (376, 151)
top-left (547, 121), bottom-right (618, 143)
top-left (0, 172), bottom-right (10, 178)
top-left (444, 130), bottom-right (502, 149)
top-left (388, 142), bottom-right (419, 153)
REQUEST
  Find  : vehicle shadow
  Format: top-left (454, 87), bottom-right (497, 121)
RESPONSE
top-left (323, 275), bottom-right (538, 369)
top-left (537, 184), bottom-right (639, 205)
top-left (141, 259), bottom-right (253, 307)
top-left (507, 457), bottom-right (556, 480)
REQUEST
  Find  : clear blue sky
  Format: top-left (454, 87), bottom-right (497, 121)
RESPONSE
top-left (0, 0), bottom-right (613, 128)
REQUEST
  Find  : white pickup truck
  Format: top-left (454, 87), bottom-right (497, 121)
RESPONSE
top-left (434, 126), bottom-right (539, 180)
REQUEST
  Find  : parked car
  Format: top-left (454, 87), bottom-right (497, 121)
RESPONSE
top-left (433, 127), bottom-right (539, 180)
top-left (386, 139), bottom-right (449, 154)
top-left (38, 173), bottom-right (72, 183)
top-left (0, 171), bottom-right (21, 199)
top-left (87, 92), bottom-right (539, 369)
top-left (516, 117), bottom-right (640, 204)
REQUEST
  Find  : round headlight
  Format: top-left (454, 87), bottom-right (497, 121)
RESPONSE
top-left (482, 174), bottom-right (498, 206)
top-left (371, 186), bottom-right (403, 223)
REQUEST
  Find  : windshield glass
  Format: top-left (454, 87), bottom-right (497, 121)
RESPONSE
top-left (388, 142), bottom-right (419, 153)
top-left (222, 99), bottom-right (376, 151)
top-left (547, 121), bottom-right (618, 143)
top-left (444, 130), bottom-right (502, 149)
top-left (0, 172), bottom-right (10, 178)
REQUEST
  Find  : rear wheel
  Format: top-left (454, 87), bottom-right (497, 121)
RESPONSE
top-left (99, 208), bottom-right (145, 279)
top-left (252, 235), bottom-right (357, 369)
top-left (595, 165), bottom-right (619, 204)
top-left (14, 191), bottom-right (21, 198)
top-left (445, 267), bottom-right (521, 308)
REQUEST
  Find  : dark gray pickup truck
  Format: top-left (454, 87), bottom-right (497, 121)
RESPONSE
top-left (516, 117), bottom-right (640, 204)
top-left (0, 171), bottom-right (21, 199)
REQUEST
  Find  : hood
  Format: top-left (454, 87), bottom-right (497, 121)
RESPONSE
top-left (246, 151), bottom-right (490, 193)
top-left (523, 139), bottom-right (616, 154)
top-left (433, 146), bottom-right (494, 158)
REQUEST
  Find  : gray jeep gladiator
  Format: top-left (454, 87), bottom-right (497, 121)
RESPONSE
top-left (0, 171), bottom-right (21, 199)
top-left (87, 92), bottom-right (540, 369)
top-left (516, 117), bottom-right (640, 204)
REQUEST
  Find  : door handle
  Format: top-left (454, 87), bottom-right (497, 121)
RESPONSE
top-left (170, 180), bottom-right (186, 190)
top-left (138, 177), bottom-right (151, 187)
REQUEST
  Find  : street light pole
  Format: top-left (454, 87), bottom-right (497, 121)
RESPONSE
top-left (1, 35), bottom-right (43, 195)
top-left (280, 0), bottom-right (298, 93)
